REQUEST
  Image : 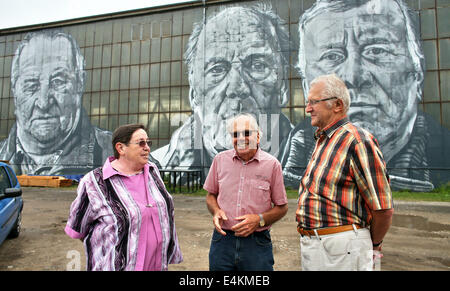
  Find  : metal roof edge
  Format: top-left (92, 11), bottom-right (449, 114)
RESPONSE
top-left (0, 0), bottom-right (239, 36)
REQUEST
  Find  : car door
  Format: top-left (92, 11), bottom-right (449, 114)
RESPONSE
top-left (0, 165), bottom-right (15, 244)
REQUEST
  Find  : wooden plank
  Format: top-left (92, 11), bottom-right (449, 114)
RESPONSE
top-left (17, 175), bottom-right (73, 187)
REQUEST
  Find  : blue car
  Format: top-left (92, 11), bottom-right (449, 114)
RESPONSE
top-left (0, 161), bottom-right (23, 246)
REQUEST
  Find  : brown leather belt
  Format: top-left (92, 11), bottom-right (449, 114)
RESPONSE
top-left (297, 224), bottom-right (362, 236)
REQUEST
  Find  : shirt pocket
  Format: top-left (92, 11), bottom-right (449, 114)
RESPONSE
top-left (249, 179), bottom-right (271, 205)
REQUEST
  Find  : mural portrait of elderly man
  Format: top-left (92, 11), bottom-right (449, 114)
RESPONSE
top-left (281, 0), bottom-right (450, 191)
top-left (152, 5), bottom-right (293, 174)
top-left (0, 30), bottom-right (113, 176)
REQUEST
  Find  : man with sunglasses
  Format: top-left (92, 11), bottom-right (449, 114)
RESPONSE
top-left (296, 74), bottom-right (393, 271)
top-left (204, 113), bottom-right (288, 271)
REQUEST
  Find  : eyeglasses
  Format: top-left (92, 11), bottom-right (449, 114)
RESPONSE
top-left (306, 97), bottom-right (337, 106)
top-left (232, 130), bottom-right (256, 138)
top-left (128, 139), bottom-right (152, 147)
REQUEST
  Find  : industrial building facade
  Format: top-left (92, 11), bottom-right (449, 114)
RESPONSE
top-left (0, 0), bottom-right (449, 191)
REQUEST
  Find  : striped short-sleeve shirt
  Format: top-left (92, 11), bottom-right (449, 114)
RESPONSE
top-left (297, 117), bottom-right (393, 229)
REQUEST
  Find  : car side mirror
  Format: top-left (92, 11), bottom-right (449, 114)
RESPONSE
top-left (0, 188), bottom-right (22, 200)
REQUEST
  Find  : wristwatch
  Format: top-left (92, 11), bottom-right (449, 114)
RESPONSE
top-left (373, 240), bottom-right (383, 247)
top-left (258, 214), bottom-right (265, 227)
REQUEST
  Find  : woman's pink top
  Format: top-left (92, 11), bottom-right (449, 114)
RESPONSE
top-left (106, 161), bottom-right (169, 271)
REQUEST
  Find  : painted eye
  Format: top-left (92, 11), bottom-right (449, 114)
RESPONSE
top-left (50, 78), bottom-right (67, 91)
top-left (23, 82), bottom-right (39, 94)
top-left (18, 79), bottom-right (40, 96)
top-left (250, 60), bottom-right (267, 72)
top-left (362, 45), bottom-right (395, 63)
top-left (319, 50), bottom-right (346, 64)
top-left (368, 47), bottom-right (386, 55)
top-left (245, 59), bottom-right (271, 81)
top-left (206, 62), bottom-right (230, 76)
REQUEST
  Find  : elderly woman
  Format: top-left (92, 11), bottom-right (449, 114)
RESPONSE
top-left (65, 124), bottom-right (182, 271)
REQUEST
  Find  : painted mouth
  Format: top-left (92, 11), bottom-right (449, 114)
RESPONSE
top-left (31, 115), bottom-right (59, 122)
top-left (30, 117), bottom-right (59, 128)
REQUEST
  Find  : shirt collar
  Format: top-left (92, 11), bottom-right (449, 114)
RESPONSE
top-left (314, 116), bottom-right (349, 140)
top-left (232, 146), bottom-right (261, 163)
top-left (102, 156), bottom-right (151, 179)
top-left (102, 156), bottom-right (118, 179)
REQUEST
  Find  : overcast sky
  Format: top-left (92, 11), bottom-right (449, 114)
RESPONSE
top-left (0, 0), bottom-right (192, 30)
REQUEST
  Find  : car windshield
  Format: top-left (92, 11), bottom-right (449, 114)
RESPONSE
top-left (0, 166), bottom-right (11, 194)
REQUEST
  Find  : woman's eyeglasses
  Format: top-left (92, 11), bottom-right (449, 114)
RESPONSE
top-left (128, 139), bottom-right (152, 147)
top-left (232, 130), bottom-right (256, 138)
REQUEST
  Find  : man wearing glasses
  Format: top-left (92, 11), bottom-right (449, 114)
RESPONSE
top-left (296, 74), bottom-right (393, 271)
top-left (152, 5), bottom-right (293, 177)
top-left (282, 0), bottom-right (450, 191)
top-left (204, 113), bottom-right (288, 271)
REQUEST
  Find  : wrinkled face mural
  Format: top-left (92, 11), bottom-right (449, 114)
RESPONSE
top-left (13, 35), bottom-right (82, 152)
top-left (190, 7), bottom-right (287, 157)
top-left (280, 0), bottom-right (450, 192)
top-left (300, 0), bottom-right (422, 162)
top-left (152, 5), bottom-right (292, 169)
top-left (0, 31), bottom-right (113, 176)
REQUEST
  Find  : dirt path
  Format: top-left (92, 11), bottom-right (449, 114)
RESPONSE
top-left (0, 187), bottom-right (449, 271)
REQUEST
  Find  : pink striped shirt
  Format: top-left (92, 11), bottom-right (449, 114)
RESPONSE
top-left (204, 148), bottom-right (288, 231)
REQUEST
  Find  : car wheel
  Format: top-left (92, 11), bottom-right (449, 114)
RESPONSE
top-left (8, 208), bottom-right (22, 238)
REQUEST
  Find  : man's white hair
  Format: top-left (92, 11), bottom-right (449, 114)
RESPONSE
top-left (310, 73), bottom-right (351, 112)
top-left (226, 113), bottom-right (262, 136)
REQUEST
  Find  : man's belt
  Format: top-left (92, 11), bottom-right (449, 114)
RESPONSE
top-left (297, 224), bottom-right (362, 236)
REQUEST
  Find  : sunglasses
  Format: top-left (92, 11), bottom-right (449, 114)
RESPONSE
top-left (232, 130), bottom-right (256, 138)
top-left (128, 139), bottom-right (152, 147)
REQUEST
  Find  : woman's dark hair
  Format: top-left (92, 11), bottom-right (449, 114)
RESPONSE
top-left (112, 124), bottom-right (147, 158)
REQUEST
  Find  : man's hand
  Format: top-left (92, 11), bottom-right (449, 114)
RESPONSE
top-left (370, 208), bottom-right (394, 250)
top-left (231, 214), bottom-right (260, 237)
top-left (212, 209), bottom-right (228, 236)
top-left (206, 192), bottom-right (228, 236)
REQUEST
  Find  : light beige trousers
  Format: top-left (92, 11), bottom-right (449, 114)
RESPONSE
top-left (300, 227), bottom-right (376, 271)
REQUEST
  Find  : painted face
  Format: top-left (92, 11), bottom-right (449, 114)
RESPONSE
top-left (231, 116), bottom-right (260, 161)
top-left (13, 35), bottom-right (82, 150)
top-left (301, 0), bottom-right (420, 160)
top-left (122, 129), bottom-right (151, 168)
top-left (191, 9), bottom-right (285, 157)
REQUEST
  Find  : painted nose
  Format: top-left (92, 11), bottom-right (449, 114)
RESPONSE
top-left (225, 66), bottom-right (251, 100)
top-left (34, 81), bottom-right (54, 110)
top-left (337, 54), bottom-right (373, 91)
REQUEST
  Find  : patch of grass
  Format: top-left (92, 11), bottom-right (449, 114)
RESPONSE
top-left (285, 187), bottom-right (299, 199)
top-left (392, 182), bottom-right (450, 202)
top-left (164, 183), bottom-right (208, 197)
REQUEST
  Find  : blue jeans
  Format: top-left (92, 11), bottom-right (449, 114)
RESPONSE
top-left (209, 229), bottom-right (274, 271)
